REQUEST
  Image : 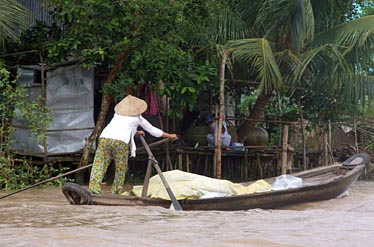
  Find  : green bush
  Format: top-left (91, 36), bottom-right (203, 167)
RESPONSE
top-left (0, 66), bottom-right (57, 190)
top-left (0, 157), bottom-right (71, 190)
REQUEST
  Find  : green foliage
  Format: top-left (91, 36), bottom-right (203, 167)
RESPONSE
top-left (362, 98), bottom-right (374, 118)
top-left (301, 87), bottom-right (358, 123)
top-left (8, 0), bottom-right (373, 133)
top-left (45, 0), bottom-right (218, 118)
top-left (237, 91), bottom-right (259, 116)
top-left (0, 67), bottom-right (51, 145)
top-left (238, 90), bottom-right (298, 120)
top-left (45, 0), bottom-right (134, 64)
top-left (238, 90), bottom-right (299, 145)
top-left (215, 0), bottom-right (374, 139)
top-left (13, 21), bottom-right (63, 65)
top-left (364, 138), bottom-right (374, 152)
top-left (0, 67), bottom-right (53, 189)
top-left (159, 62), bottom-right (217, 118)
top-left (0, 156), bottom-right (71, 190)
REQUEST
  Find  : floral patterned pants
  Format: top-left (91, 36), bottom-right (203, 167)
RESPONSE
top-left (88, 138), bottom-right (129, 194)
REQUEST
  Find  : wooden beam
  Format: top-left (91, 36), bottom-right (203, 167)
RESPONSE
top-left (281, 125), bottom-right (289, 175)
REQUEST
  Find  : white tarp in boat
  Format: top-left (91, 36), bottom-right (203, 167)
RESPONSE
top-left (129, 170), bottom-right (272, 200)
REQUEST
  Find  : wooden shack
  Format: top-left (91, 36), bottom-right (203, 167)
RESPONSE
top-left (9, 65), bottom-right (95, 160)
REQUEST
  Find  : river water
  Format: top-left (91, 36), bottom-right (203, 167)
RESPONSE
top-left (1, 180), bottom-right (374, 247)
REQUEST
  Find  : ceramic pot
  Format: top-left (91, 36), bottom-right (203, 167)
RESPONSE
top-left (243, 127), bottom-right (269, 146)
top-left (184, 126), bottom-right (209, 146)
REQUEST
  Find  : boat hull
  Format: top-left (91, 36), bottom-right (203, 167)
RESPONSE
top-left (179, 165), bottom-right (365, 210)
top-left (62, 153), bottom-right (370, 211)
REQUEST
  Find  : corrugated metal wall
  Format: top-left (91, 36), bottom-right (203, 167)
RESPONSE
top-left (17, 0), bottom-right (53, 26)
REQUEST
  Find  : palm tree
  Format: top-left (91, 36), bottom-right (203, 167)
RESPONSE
top-left (203, 0), bottom-right (374, 141)
top-left (0, 0), bottom-right (28, 49)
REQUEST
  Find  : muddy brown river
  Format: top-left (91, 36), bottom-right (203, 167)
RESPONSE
top-left (1, 181), bottom-right (374, 247)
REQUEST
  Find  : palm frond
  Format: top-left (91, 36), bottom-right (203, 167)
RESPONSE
top-left (211, 6), bottom-right (251, 44)
top-left (252, 0), bottom-right (315, 52)
top-left (343, 34), bottom-right (374, 70)
top-left (351, 74), bottom-right (374, 105)
top-left (289, 0), bottom-right (306, 52)
top-left (0, 0), bottom-right (29, 47)
top-left (311, 15), bottom-right (374, 49)
top-left (276, 48), bottom-right (301, 90)
top-left (303, 0), bottom-right (314, 42)
top-left (235, 0), bottom-right (262, 25)
top-left (226, 38), bottom-right (283, 94)
top-left (254, 0), bottom-right (293, 39)
top-left (290, 44), bottom-right (353, 89)
top-left (311, 0), bottom-right (354, 32)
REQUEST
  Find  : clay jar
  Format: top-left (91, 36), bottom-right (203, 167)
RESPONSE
top-left (184, 126), bottom-right (209, 146)
top-left (243, 127), bottom-right (269, 146)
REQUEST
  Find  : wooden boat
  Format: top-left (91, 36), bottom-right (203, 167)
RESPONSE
top-left (62, 153), bottom-right (370, 211)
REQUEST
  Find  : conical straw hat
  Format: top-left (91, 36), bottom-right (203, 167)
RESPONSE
top-left (114, 95), bottom-right (147, 116)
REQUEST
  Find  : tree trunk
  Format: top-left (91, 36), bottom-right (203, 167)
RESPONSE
top-left (236, 92), bottom-right (271, 142)
top-left (78, 45), bottom-right (130, 168)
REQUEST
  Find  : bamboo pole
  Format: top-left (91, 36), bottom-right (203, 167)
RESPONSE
top-left (213, 105), bottom-right (218, 177)
top-left (39, 53), bottom-right (48, 158)
top-left (287, 123), bottom-right (298, 173)
top-left (215, 50), bottom-right (228, 179)
top-left (328, 120), bottom-right (332, 150)
top-left (277, 93), bottom-right (283, 172)
top-left (281, 125), bottom-right (289, 175)
top-left (323, 124), bottom-right (328, 166)
top-left (354, 116), bottom-right (358, 152)
top-left (155, 95), bottom-right (172, 170)
top-left (297, 96), bottom-right (307, 170)
top-left (328, 120), bottom-right (334, 164)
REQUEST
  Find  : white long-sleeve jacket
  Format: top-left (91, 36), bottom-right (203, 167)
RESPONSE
top-left (100, 114), bottom-right (163, 157)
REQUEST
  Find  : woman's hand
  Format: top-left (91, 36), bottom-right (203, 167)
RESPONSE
top-left (162, 132), bottom-right (178, 140)
top-left (168, 133), bottom-right (178, 140)
top-left (136, 130), bottom-right (145, 136)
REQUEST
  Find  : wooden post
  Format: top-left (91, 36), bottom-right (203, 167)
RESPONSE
top-left (213, 105), bottom-right (218, 177)
top-left (328, 120), bottom-right (334, 164)
top-left (178, 152), bottom-right (183, 170)
top-left (39, 53), bottom-right (48, 158)
top-left (186, 154), bottom-right (190, 173)
top-left (141, 160), bottom-right (153, 197)
top-left (281, 125), bottom-right (289, 174)
top-left (328, 120), bottom-right (332, 150)
top-left (297, 96), bottom-right (307, 170)
top-left (323, 124), bottom-right (328, 166)
top-left (164, 98), bottom-right (173, 170)
top-left (215, 50), bottom-right (228, 179)
top-left (287, 123), bottom-right (298, 173)
top-left (277, 93), bottom-right (283, 172)
top-left (354, 116), bottom-right (358, 152)
top-left (244, 148), bottom-right (248, 179)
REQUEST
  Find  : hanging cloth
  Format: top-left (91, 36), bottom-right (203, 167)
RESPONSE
top-left (144, 83), bottom-right (158, 115)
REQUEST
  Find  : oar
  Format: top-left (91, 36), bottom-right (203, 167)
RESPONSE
top-left (139, 135), bottom-right (183, 211)
top-left (136, 137), bottom-right (170, 152)
top-left (0, 163), bottom-right (93, 200)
